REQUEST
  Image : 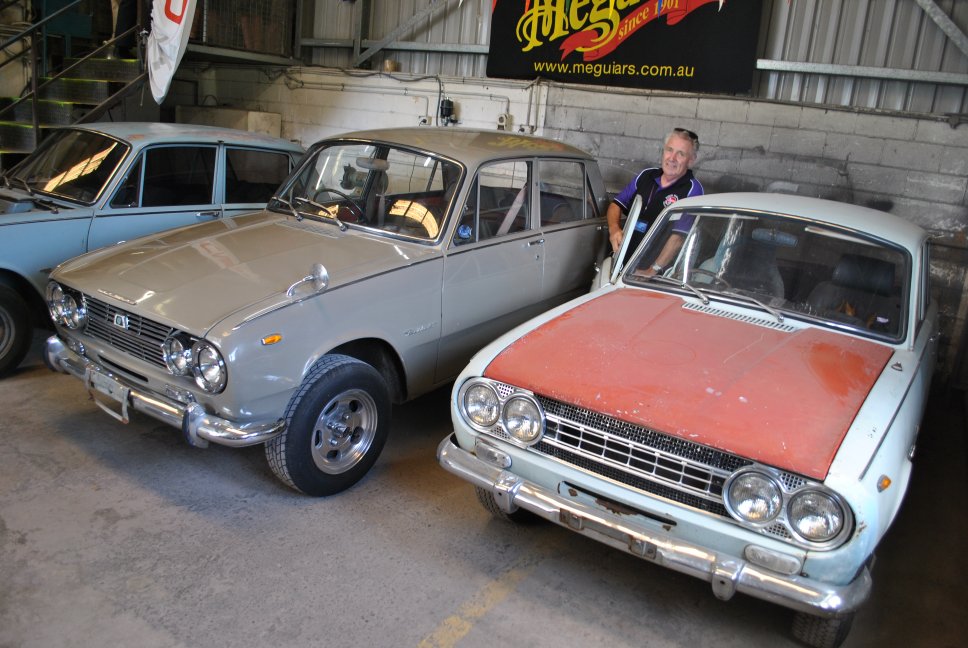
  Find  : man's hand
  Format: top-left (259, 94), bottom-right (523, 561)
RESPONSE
top-left (609, 227), bottom-right (624, 253)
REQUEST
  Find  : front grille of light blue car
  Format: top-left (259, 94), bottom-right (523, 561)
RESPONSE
top-left (533, 395), bottom-right (754, 519)
top-left (72, 290), bottom-right (174, 369)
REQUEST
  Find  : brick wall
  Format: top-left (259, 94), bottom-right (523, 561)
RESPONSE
top-left (167, 67), bottom-right (968, 382)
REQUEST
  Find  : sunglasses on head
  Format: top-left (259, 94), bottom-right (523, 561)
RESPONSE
top-left (674, 127), bottom-right (699, 144)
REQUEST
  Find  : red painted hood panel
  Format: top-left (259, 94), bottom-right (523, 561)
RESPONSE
top-left (484, 290), bottom-right (893, 480)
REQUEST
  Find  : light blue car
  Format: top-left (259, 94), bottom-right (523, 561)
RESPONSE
top-left (0, 122), bottom-right (303, 375)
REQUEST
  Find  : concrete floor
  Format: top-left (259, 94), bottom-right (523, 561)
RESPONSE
top-left (1, 336), bottom-right (966, 648)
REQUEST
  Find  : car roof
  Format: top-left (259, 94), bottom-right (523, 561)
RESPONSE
top-left (329, 127), bottom-right (595, 166)
top-left (63, 122), bottom-right (303, 152)
top-left (669, 192), bottom-right (928, 252)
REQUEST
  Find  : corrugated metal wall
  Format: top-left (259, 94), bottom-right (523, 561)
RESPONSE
top-left (759, 0), bottom-right (968, 114)
top-left (305, 0), bottom-right (968, 116)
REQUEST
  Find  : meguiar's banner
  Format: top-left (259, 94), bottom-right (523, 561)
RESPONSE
top-left (487, 0), bottom-right (762, 93)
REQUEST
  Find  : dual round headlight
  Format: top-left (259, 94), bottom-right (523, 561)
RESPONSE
top-left (163, 335), bottom-right (226, 393)
top-left (460, 380), bottom-right (544, 446)
top-left (46, 282), bottom-right (87, 330)
top-left (725, 469), bottom-right (849, 546)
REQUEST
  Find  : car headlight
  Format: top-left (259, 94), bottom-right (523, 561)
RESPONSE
top-left (788, 490), bottom-right (845, 543)
top-left (162, 335), bottom-right (193, 376)
top-left (45, 282), bottom-right (87, 330)
top-left (192, 340), bottom-right (226, 393)
top-left (503, 395), bottom-right (543, 445)
top-left (725, 471), bottom-right (782, 524)
top-left (462, 382), bottom-right (501, 428)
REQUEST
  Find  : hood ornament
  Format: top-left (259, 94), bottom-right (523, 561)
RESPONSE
top-left (287, 262), bottom-right (330, 298)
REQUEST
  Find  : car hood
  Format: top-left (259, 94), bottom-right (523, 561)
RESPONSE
top-left (53, 211), bottom-right (438, 334)
top-left (483, 288), bottom-right (894, 480)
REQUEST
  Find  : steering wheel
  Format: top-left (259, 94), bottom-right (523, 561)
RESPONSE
top-left (312, 187), bottom-right (365, 221)
top-left (689, 268), bottom-right (732, 289)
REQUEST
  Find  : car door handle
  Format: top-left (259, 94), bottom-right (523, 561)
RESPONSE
top-left (195, 210), bottom-right (221, 220)
top-left (528, 238), bottom-right (545, 246)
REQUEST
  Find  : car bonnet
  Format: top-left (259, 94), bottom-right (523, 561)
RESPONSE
top-left (52, 211), bottom-right (438, 335)
top-left (482, 288), bottom-right (894, 481)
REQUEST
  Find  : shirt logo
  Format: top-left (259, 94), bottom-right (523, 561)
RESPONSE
top-left (664, 194), bottom-right (679, 207)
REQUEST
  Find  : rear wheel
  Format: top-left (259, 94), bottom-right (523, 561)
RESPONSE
top-left (0, 286), bottom-right (31, 377)
top-left (265, 354), bottom-right (390, 496)
top-left (791, 611), bottom-right (855, 648)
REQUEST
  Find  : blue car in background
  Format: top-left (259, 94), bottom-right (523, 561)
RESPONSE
top-left (0, 122), bottom-right (303, 375)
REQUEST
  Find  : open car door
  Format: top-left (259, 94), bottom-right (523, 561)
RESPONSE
top-left (592, 194), bottom-right (643, 290)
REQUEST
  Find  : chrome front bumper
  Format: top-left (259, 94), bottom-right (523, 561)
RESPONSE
top-left (45, 335), bottom-right (285, 448)
top-left (437, 434), bottom-right (872, 618)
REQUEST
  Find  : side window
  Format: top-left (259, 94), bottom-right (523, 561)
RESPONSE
top-left (224, 148), bottom-right (292, 203)
top-left (110, 154), bottom-right (143, 208)
top-left (141, 146), bottom-right (216, 207)
top-left (537, 160), bottom-right (588, 225)
top-left (453, 160), bottom-right (531, 245)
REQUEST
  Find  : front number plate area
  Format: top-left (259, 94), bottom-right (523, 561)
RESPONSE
top-left (86, 369), bottom-right (131, 423)
top-left (557, 483), bottom-right (658, 560)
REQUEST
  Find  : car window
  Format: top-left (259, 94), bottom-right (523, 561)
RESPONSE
top-left (537, 160), bottom-right (590, 225)
top-left (12, 129), bottom-right (128, 204)
top-left (453, 160), bottom-right (531, 245)
top-left (140, 146), bottom-right (216, 207)
top-left (627, 209), bottom-right (910, 341)
top-left (280, 142), bottom-right (456, 241)
top-left (224, 147), bottom-right (292, 203)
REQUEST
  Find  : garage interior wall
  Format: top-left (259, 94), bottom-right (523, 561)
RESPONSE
top-left (166, 0), bottom-right (968, 384)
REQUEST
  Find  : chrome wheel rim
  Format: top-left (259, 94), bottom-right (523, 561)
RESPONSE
top-left (310, 388), bottom-right (379, 474)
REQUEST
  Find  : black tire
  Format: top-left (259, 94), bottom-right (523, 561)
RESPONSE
top-left (791, 611), bottom-right (855, 648)
top-left (0, 285), bottom-right (31, 377)
top-left (475, 486), bottom-right (537, 524)
top-left (265, 354), bottom-right (391, 496)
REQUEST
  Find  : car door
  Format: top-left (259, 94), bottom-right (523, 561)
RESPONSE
top-left (535, 158), bottom-right (607, 301)
top-left (87, 144), bottom-right (219, 251)
top-left (437, 159), bottom-right (544, 382)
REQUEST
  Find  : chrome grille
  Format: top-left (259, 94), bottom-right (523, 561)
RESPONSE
top-left (78, 292), bottom-right (174, 368)
top-left (534, 394), bottom-right (753, 520)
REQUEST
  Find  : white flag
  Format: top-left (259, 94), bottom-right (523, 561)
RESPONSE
top-left (146, 0), bottom-right (197, 104)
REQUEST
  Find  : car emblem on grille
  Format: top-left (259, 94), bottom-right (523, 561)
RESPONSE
top-left (113, 313), bottom-right (130, 330)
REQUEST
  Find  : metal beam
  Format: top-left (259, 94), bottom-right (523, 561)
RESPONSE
top-left (914, 0), bottom-right (968, 60)
top-left (757, 59), bottom-right (968, 87)
top-left (353, 0), bottom-right (460, 67)
top-left (302, 38), bottom-right (488, 55)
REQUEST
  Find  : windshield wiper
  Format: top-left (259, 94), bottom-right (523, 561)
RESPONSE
top-left (718, 290), bottom-right (785, 323)
top-left (272, 195), bottom-right (303, 221)
top-left (291, 195), bottom-right (347, 231)
top-left (12, 176), bottom-right (34, 195)
top-left (644, 273), bottom-right (710, 305)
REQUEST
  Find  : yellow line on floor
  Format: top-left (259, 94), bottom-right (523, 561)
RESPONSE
top-left (417, 560), bottom-right (536, 648)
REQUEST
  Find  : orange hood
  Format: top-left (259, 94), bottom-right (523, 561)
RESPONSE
top-left (483, 289), bottom-right (893, 480)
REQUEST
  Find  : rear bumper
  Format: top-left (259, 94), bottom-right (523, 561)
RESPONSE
top-left (45, 335), bottom-right (285, 448)
top-left (437, 433), bottom-right (871, 617)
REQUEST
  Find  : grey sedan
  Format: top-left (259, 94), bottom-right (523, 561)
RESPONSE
top-left (44, 127), bottom-right (609, 495)
top-left (0, 122), bottom-right (304, 375)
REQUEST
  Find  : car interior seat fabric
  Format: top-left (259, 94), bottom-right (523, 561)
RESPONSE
top-left (806, 253), bottom-right (899, 332)
top-left (720, 239), bottom-right (785, 298)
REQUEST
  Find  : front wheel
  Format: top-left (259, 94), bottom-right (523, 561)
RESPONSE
top-left (0, 286), bottom-right (31, 377)
top-left (265, 354), bottom-right (390, 496)
top-left (791, 611), bottom-right (855, 648)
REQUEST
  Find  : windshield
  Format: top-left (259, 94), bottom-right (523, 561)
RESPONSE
top-left (626, 207), bottom-right (910, 341)
top-left (9, 129), bottom-right (129, 204)
top-left (273, 141), bottom-right (461, 241)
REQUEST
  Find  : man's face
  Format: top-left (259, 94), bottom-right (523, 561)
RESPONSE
top-left (661, 133), bottom-right (697, 182)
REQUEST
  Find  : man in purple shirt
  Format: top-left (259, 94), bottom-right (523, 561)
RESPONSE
top-left (607, 128), bottom-right (703, 271)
